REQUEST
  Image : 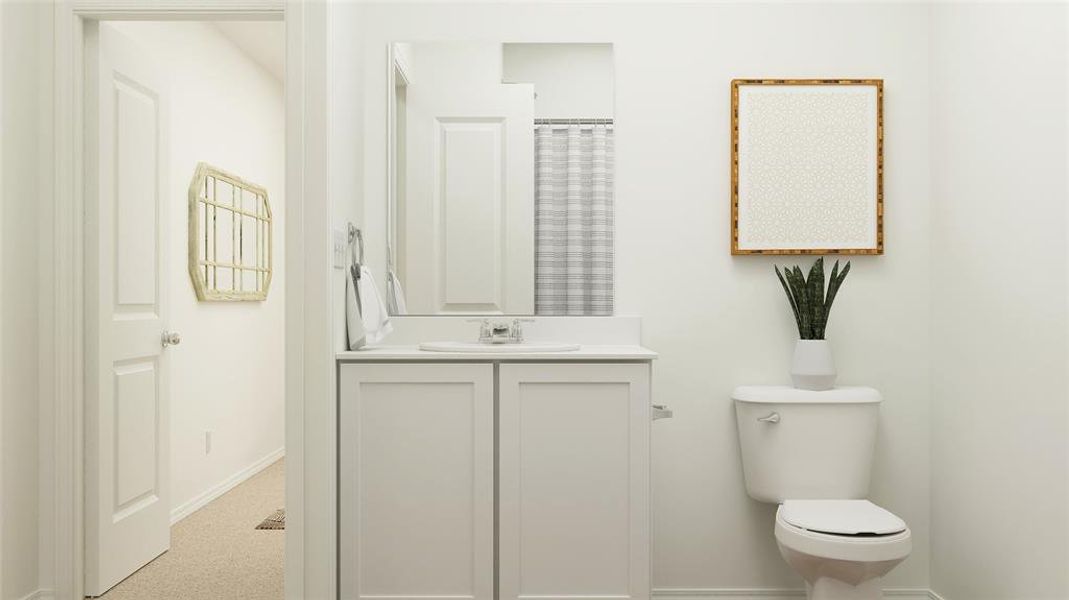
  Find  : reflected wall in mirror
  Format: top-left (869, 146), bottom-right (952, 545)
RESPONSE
top-left (387, 42), bottom-right (615, 316)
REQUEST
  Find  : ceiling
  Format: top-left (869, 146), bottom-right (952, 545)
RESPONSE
top-left (212, 21), bottom-right (284, 82)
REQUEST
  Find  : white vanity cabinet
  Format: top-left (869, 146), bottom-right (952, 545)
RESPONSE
top-left (339, 350), bottom-right (656, 600)
top-left (338, 363), bottom-right (496, 600)
top-left (498, 363), bottom-right (651, 600)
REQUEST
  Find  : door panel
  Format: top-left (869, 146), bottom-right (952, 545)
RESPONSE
top-left (441, 120), bottom-right (506, 308)
top-left (405, 80), bottom-right (534, 314)
top-left (499, 363), bottom-right (651, 600)
top-left (114, 77), bottom-right (160, 308)
top-left (113, 361), bottom-right (160, 513)
top-left (85, 22), bottom-right (170, 597)
top-left (339, 363), bottom-right (495, 600)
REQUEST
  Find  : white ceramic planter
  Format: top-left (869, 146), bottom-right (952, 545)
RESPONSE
top-left (791, 339), bottom-right (837, 391)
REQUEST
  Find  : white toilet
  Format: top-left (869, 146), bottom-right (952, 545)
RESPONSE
top-left (733, 386), bottom-right (911, 600)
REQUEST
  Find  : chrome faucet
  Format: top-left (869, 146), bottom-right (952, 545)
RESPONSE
top-left (468, 318), bottom-right (534, 344)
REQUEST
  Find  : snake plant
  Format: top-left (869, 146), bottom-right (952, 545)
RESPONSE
top-left (774, 257), bottom-right (851, 340)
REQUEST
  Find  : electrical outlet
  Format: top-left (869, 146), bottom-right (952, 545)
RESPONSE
top-left (333, 228), bottom-right (347, 269)
top-left (205, 431), bottom-right (213, 455)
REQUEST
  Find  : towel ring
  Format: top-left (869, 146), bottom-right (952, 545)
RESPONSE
top-left (348, 223), bottom-right (364, 266)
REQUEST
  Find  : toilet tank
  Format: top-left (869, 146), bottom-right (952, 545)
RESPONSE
top-left (733, 386), bottom-right (881, 503)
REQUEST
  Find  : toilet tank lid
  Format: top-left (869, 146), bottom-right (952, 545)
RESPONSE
top-left (780, 500), bottom-right (907, 536)
top-left (732, 385), bottom-right (881, 404)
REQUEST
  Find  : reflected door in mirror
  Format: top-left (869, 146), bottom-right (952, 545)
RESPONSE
top-left (403, 60), bottom-right (534, 313)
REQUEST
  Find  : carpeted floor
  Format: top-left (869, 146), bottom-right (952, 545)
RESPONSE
top-left (98, 458), bottom-right (285, 600)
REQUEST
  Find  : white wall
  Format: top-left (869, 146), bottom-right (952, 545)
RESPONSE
top-left (1, 2), bottom-right (43, 598)
top-left (331, 2), bottom-right (367, 352)
top-left (930, 4), bottom-right (1069, 599)
top-left (355, 2), bottom-right (932, 591)
top-left (108, 21), bottom-right (286, 519)
top-left (410, 42), bottom-right (503, 88)
top-left (503, 43), bottom-right (614, 119)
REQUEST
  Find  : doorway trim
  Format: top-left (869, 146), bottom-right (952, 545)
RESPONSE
top-left (46, 1), bottom-right (333, 598)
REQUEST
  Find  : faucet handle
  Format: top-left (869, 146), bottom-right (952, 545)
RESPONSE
top-left (510, 318), bottom-right (535, 342)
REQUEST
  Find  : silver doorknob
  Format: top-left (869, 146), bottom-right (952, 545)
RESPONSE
top-left (162, 331), bottom-right (182, 347)
top-left (757, 412), bottom-right (780, 424)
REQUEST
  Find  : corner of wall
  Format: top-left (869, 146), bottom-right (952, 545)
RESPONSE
top-left (35, 0), bottom-right (57, 591)
top-left (1, 1), bottom-right (46, 598)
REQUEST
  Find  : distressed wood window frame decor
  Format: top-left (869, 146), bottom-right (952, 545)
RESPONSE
top-left (188, 162), bottom-right (273, 301)
top-left (731, 79), bottom-right (884, 255)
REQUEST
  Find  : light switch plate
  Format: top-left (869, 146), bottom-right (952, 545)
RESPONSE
top-left (333, 228), bottom-right (347, 269)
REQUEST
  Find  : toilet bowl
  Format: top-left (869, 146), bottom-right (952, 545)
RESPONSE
top-left (774, 500), bottom-right (911, 600)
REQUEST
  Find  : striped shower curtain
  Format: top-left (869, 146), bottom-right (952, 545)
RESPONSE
top-left (534, 123), bottom-right (615, 315)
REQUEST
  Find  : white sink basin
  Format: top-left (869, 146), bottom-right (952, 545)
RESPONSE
top-left (419, 341), bottom-right (580, 353)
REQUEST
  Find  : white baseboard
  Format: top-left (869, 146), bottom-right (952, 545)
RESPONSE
top-left (654, 589), bottom-right (805, 600)
top-left (884, 591), bottom-right (940, 600)
top-left (652, 588), bottom-right (937, 600)
top-left (170, 447), bottom-right (285, 524)
top-left (19, 590), bottom-right (54, 600)
top-left (884, 592), bottom-right (940, 600)
top-left (927, 591), bottom-right (948, 600)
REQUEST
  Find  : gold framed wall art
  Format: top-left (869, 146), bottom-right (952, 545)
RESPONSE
top-left (731, 79), bottom-right (883, 255)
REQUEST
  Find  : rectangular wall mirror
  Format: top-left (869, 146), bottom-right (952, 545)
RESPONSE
top-left (387, 42), bottom-right (615, 316)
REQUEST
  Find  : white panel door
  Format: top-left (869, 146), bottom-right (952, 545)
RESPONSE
top-left (499, 363), bottom-right (651, 600)
top-left (84, 22), bottom-right (171, 597)
top-left (339, 363), bottom-right (495, 600)
top-left (405, 82), bottom-right (535, 314)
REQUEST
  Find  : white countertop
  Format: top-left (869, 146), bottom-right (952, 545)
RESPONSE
top-left (336, 344), bottom-right (658, 361)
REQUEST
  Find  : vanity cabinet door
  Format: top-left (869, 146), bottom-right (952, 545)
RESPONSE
top-left (339, 363), bottom-right (495, 600)
top-left (498, 363), bottom-right (651, 600)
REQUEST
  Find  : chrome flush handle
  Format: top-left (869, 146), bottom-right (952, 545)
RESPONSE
top-left (652, 404), bottom-right (673, 421)
top-left (757, 412), bottom-right (780, 424)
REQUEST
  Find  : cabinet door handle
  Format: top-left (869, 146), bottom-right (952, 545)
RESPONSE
top-left (652, 404), bottom-right (673, 420)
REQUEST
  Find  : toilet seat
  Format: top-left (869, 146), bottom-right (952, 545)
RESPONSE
top-left (780, 500), bottom-right (906, 536)
top-left (775, 502), bottom-right (912, 563)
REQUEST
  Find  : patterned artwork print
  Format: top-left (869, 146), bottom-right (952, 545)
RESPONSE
top-left (737, 85), bottom-right (878, 251)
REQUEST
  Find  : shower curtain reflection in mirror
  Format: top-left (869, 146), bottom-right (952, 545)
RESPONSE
top-left (534, 121), bottom-right (614, 316)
